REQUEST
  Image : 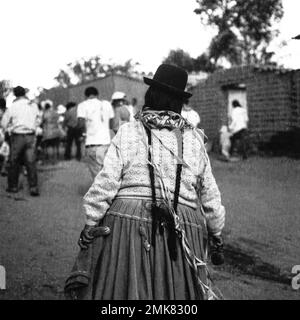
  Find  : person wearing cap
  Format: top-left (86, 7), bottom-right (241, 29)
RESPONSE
top-left (110, 91), bottom-right (131, 135)
top-left (1, 86), bottom-right (40, 196)
top-left (77, 86), bottom-right (115, 179)
top-left (228, 99), bottom-right (249, 159)
top-left (66, 64), bottom-right (225, 300)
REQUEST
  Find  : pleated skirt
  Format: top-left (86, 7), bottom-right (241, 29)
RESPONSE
top-left (78, 198), bottom-right (209, 300)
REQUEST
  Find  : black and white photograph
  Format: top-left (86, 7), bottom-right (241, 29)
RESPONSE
top-left (0, 0), bottom-right (299, 303)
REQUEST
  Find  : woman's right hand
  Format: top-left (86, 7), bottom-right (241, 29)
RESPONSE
top-left (209, 234), bottom-right (225, 265)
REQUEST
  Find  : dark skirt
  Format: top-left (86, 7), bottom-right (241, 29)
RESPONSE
top-left (65, 198), bottom-right (209, 300)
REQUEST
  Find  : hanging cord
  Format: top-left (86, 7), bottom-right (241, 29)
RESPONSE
top-left (144, 125), bottom-right (182, 260)
top-left (173, 128), bottom-right (183, 213)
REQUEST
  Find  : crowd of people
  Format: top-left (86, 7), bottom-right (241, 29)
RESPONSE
top-left (0, 85), bottom-right (140, 195)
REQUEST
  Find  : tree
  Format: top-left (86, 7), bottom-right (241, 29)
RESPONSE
top-left (163, 49), bottom-right (217, 73)
top-left (54, 70), bottom-right (72, 88)
top-left (54, 56), bottom-right (144, 87)
top-left (194, 53), bottom-right (218, 72)
top-left (194, 0), bottom-right (284, 67)
top-left (163, 49), bottom-right (195, 72)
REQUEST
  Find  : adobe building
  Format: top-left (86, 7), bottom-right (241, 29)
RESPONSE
top-left (40, 74), bottom-right (148, 111)
top-left (190, 65), bottom-right (300, 154)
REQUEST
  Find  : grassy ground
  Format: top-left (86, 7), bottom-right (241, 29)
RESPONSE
top-left (0, 156), bottom-right (299, 300)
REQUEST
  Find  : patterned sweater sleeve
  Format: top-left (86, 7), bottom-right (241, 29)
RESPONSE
top-left (199, 154), bottom-right (225, 236)
top-left (83, 128), bottom-right (124, 226)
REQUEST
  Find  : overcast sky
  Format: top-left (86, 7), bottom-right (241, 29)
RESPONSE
top-left (0, 0), bottom-right (299, 92)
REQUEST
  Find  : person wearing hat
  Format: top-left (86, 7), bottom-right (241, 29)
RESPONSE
top-left (65, 64), bottom-right (225, 300)
top-left (228, 99), bottom-right (249, 159)
top-left (1, 86), bottom-right (40, 196)
top-left (110, 91), bottom-right (131, 135)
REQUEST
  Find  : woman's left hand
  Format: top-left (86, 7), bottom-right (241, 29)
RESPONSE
top-left (78, 224), bottom-right (111, 250)
top-left (77, 225), bottom-right (96, 250)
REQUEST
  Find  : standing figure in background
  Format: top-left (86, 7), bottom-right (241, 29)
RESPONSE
top-left (42, 101), bottom-right (61, 162)
top-left (123, 99), bottom-right (135, 122)
top-left (181, 99), bottom-right (201, 128)
top-left (219, 125), bottom-right (232, 161)
top-left (229, 100), bottom-right (248, 160)
top-left (0, 129), bottom-right (9, 176)
top-left (64, 102), bottom-right (82, 161)
top-left (0, 98), bottom-right (7, 124)
top-left (1, 86), bottom-right (40, 196)
top-left (0, 98), bottom-right (9, 175)
top-left (110, 91), bottom-right (131, 135)
top-left (131, 97), bottom-right (139, 116)
top-left (77, 87), bottom-right (115, 180)
top-left (35, 103), bottom-right (44, 164)
top-left (57, 104), bottom-right (67, 143)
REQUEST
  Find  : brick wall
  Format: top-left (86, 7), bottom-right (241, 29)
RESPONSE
top-left (190, 66), bottom-right (297, 148)
top-left (247, 70), bottom-right (292, 142)
top-left (293, 70), bottom-right (300, 127)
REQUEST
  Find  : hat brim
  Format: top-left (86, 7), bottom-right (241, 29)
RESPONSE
top-left (144, 77), bottom-right (192, 99)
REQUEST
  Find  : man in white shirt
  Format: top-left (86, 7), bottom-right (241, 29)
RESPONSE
top-left (229, 100), bottom-right (249, 159)
top-left (1, 86), bottom-right (40, 195)
top-left (181, 99), bottom-right (201, 128)
top-left (77, 86), bottom-right (115, 179)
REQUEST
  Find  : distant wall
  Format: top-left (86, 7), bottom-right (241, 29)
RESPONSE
top-left (190, 66), bottom-right (300, 149)
top-left (39, 87), bottom-right (69, 107)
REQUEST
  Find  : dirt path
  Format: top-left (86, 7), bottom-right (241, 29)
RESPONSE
top-left (0, 157), bottom-right (299, 300)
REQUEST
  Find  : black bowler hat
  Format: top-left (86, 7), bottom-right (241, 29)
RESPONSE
top-left (144, 64), bottom-right (192, 99)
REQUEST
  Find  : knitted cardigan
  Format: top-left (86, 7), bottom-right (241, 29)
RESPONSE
top-left (83, 119), bottom-right (225, 236)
